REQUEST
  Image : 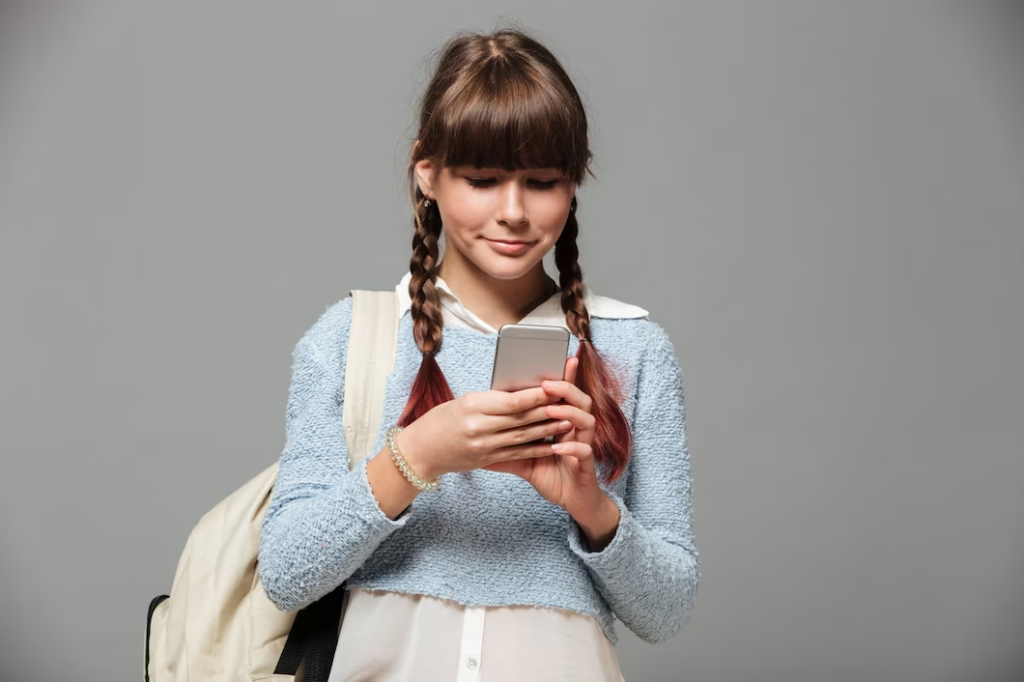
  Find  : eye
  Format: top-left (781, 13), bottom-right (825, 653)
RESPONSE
top-left (464, 176), bottom-right (560, 189)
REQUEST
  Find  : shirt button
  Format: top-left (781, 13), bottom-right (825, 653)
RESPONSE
top-left (466, 658), bottom-right (478, 670)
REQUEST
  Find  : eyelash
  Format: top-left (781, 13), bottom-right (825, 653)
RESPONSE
top-left (466, 178), bottom-right (559, 190)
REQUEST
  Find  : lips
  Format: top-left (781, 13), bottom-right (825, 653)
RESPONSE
top-left (486, 238), bottom-right (534, 255)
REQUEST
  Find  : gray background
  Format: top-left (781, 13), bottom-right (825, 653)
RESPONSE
top-left (1, 2), bottom-right (1022, 681)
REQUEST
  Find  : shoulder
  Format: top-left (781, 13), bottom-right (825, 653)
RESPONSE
top-left (293, 296), bottom-right (354, 363)
top-left (585, 289), bottom-right (679, 363)
top-left (583, 285), bottom-right (658, 343)
top-left (583, 285), bottom-right (650, 321)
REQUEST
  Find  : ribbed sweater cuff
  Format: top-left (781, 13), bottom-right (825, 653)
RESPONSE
top-left (347, 453), bottom-right (411, 530)
top-left (567, 490), bottom-right (633, 569)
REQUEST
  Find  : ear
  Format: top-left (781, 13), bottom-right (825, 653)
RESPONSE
top-left (414, 158), bottom-right (437, 200)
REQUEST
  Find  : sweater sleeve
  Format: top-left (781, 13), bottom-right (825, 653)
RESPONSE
top-left (258, 297), bottom-right (410, 613)
top-left (567, 322), bottom-right (700, 644)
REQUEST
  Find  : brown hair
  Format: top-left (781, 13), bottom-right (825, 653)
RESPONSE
top-left (397, 28), bottom-right (633, 483)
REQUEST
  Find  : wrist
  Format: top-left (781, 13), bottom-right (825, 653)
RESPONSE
top-left (572, 494), bottom-right (620, 553)
top-left (394, 425), bottom-right (442, 481)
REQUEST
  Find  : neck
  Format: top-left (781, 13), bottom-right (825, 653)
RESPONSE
top-left (437, 250), bottom-right (555, 330)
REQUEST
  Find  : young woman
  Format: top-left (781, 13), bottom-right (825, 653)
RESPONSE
top-left (258, 28), bottom-right (699, 682)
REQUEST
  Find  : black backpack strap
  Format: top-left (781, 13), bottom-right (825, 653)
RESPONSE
top-left (274, 585), bottom-right (347, 682)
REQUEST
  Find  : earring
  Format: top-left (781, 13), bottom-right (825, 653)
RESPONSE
top-left (424, 198), bottom-right (433, 208)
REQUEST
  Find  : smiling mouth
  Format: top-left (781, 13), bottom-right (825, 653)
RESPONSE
top-left (485, 238), bottom-right (535, 255)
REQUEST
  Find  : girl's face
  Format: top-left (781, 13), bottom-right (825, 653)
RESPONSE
top-left (414, 160), bottom-right (576, 282)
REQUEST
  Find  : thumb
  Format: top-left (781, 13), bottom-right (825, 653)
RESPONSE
top-left (564, 355), bottom-right (579, 385)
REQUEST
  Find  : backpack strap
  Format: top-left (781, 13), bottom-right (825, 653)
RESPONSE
top-left (342, 290), bottom-right (401, 468)
top-left (274, 289), bottom-right (400, 682)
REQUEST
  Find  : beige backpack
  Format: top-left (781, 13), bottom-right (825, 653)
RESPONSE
top-left (145, 290), bottom-right (400, 682)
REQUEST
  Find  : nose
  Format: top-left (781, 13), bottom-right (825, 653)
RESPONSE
top-left (495, 179), bottom-right (528, 228)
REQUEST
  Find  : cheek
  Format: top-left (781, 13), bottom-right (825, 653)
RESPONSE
top-left (536, 199), bottom-right (572, 237)
top-left (438, 190), bottom-right (491, 238)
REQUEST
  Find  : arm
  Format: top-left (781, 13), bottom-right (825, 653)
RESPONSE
top-left (567, 323), bottom-right (700, 644)
top-left (258, 298), bottom-right (415, 612)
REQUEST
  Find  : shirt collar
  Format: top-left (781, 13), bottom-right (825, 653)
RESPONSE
top-left (394, 271), bottom-right (648, 335)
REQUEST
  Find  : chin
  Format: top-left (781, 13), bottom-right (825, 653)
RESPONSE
top-left (472, 254), bottom-right (543, 281)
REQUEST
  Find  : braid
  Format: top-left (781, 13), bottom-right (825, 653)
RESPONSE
top-left (555, 195), bottom-right (591, 341)
top-left (397, 192), bottom-right (456, 426)
top-left (409, 195), bottom-right (445, 354)
top-left (554, 196), bottom-right (633, 482)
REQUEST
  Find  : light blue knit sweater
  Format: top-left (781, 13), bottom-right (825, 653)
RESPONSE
top-left (258, 296), bottom-right (699, 645)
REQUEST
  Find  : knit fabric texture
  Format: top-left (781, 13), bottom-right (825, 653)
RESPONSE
top-left (258, 296), bottom-right (699, 645)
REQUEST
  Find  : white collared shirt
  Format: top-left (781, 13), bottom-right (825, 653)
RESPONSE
top-left (394, 270), bottom-right (648, 334)
top-left (329, 272), bottom-right (643, 682)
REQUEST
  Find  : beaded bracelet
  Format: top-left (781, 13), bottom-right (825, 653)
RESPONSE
top-left (385, 425), bottom-right (440, 493)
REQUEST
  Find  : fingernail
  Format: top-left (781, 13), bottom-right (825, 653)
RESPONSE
top-left (559, 420), bottom-right (572, 430)
top-left (551, 442), bottom-right (566, 453)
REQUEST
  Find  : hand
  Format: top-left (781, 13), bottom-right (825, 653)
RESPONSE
top-left (482, 356), bottom-right (607, 520)
top-left (395, 385), bottom-right (572, 480)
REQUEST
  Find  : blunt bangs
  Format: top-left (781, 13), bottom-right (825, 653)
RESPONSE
top-left (425, 57), bottom-right (589, 184)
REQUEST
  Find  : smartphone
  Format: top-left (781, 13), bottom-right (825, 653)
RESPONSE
top-left (490, 323), bottom-right (570, 392)
top-left (490, 324), bottom-right (570, 443)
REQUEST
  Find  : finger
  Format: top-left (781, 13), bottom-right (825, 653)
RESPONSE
top-left (489, 439), bottom-right (558, 463)
top-left (488, 417), bottom-right (573, 451)
top-left (485, 403), bottom-right (559, 432)
top-left (544, 404), bottom-right (596, 433)
top-left (541, 379), bottom-right (593, 414)
top-left (476, 386), bottom-right (558, 416)
top-left (550, 440), bottom-right (594, 462)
